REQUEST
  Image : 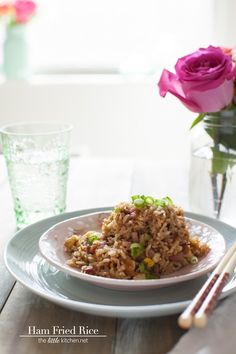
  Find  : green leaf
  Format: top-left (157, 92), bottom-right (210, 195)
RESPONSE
top-left (211, 147), bottom-right (236, 175)
top-left (205, 113), bottom-right (236, 151)
top-left (190, 113), bottom-right (205, 130)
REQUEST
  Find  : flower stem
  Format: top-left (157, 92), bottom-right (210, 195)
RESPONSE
top-left (211, 174), bottom-right (219, 218)
top-left (217, 172), bottom-right (227, 219)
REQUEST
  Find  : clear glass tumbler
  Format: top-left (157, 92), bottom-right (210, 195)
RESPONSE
top-left (0, 122), bottom-right (72, 229)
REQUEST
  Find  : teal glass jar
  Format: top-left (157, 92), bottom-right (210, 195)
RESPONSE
top-left (3, 24), bottom-right (29, 80)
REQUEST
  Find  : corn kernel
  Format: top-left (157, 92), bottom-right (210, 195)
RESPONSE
top-left (144, 257), bottom-right (155, 268)
top-left (64, 235), bottom-right (79, 249)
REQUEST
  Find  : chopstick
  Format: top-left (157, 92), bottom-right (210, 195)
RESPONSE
top-left (194, 250), bottom-right (236, 328)
top-left (178, 243), bottom-right (236, 329)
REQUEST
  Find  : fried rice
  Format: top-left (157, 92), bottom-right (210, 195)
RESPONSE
top-left (64, 196), bottom-right (210, 280)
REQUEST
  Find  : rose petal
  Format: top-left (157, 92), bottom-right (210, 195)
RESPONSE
top-left (186, 79), bottom-right (234, 113)
top-left (158, 69), bottom-right (201, 112)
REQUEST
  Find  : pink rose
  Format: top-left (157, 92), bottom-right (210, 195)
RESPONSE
top-left (158, 46), bottom-right (236, 113)
top-left (14, 0), bottom-right (36, 23)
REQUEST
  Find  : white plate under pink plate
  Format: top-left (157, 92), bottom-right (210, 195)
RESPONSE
top-left (39, 211), bottom-right (226, 291)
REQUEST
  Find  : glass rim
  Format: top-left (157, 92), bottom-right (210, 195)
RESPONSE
top-left (0, 121), bottom-right (73, 136)
top-left (203, 115), bottom-right (236, 128)
top-left (203, 122), bottom-right (236, 128)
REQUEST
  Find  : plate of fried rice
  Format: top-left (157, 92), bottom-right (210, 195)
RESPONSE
top-left (39, 196), bottom-right (226, 290)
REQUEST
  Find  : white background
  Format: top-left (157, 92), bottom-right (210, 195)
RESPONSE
top-left (0, 0), bottom-right (233, 161)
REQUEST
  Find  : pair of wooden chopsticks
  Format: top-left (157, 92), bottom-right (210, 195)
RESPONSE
top-left (178, 242), bottom-right (236, 329)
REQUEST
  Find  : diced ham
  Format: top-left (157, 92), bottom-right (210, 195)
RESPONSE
top-left (169, 252), bottom-right (184, 261)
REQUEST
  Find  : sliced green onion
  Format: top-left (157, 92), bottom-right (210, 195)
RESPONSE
top-left (114, 207), bottom-right (121, 213)
top-left (165, 196), bottom-right (173, 205)
top-left (161, 196), bottom-right (173, 206)
top-left (145, 272), bottom-right (156, 279)
top-left (131, 195), bottom-right (141, 202)
top-left (190, 256), bottom-right (198, 264)
top-left (138, 262), bottom-right (156, 279)
top-left (130, 243), bottom-right (144, 258)
top-left (155, 198), bottom-right (164, 207)
top-left (139, 262), bottom-right (146, 273)
top-left (87, 232), bottom-right (101, 245)
top-left (155, 196), bottom-right (173, 207)
top-left (144, 196), bottom-right (155, 205)
top-left (143, 233), bottom-right (151, 242)
top-left (133, 198), bottom-right (145, 208)
top-left (131, 195), bottom-right (174, 208)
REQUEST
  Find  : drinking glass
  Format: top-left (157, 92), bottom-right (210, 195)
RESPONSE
top-left (0, 122), bottom-right (72, 229)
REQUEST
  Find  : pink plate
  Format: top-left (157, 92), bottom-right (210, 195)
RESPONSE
top-left (39, 211), bottom-right (226, 291)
